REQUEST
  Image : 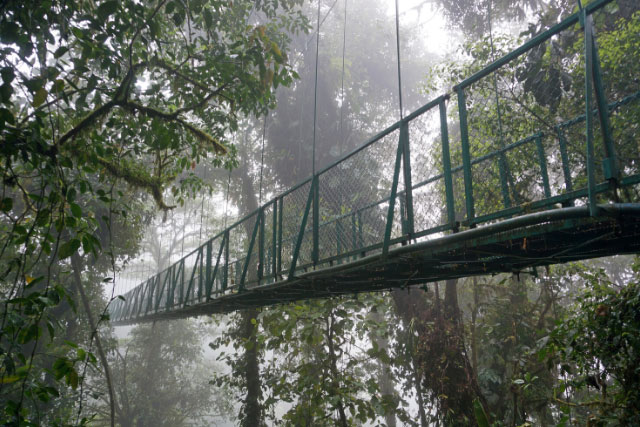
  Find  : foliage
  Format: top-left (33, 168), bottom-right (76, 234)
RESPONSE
top-left (0, 0), bottom-right (307, 423)
top-left (543, 259), bottom-right (640, 425)
top-left (211, 294), bottom-right (413, 426)
top-left (97, 319), bottom-right (232, 427)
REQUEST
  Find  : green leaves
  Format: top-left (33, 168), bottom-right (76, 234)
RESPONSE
top-left (1, 197), bottom-right (12, 212)
top-left (96, 1), bottom-right (119, 21)
top-left (32, 87), bottom-right (47, 107)
top-left (58, 238), bottom-right (81, 259)
top-left (473, 399), bottom-right (490, 427)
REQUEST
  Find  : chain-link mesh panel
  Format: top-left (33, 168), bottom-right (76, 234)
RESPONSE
top-left (260, 202), bottom-right (277, 282)
top-left (591, 3), bottom-right (640, 185)
top-left (279, 180), bottom-right (312, 275)
top-left (504, 137), bottom-right (548, 203)
top-left (228, 212), bottom-right (259, 288)
top-left (316, 128), bottom-right (401, 263)
top-left (593, 3), bottom-right (640, 102)
top-left (407, 106), bottom-right (452, 233)
top-left (459, 24), bottom-right (589, 220)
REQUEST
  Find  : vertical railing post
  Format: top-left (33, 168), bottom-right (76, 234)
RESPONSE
top-left (145, 278), bottom-right (153, 315)
top-left (154, 271), bottom-right (164, 312)
top-left (184, 249), bottom-right (201, 307)
top-left (584, 9), bottom-right (599, 216)
top-left (272, 199), bottom-right (277, 280)
top-left (258, 207), bottom-right (265, 283)
top-left (198, 247), bottom-right (204, 301)
top-left (205, 240), bottom-right (212, 299)
top-left (439, 98), bottom-right (456, 229)
top-left (223, 230), bottom-right (229, 291)
top-left (136, 282), bottom-right (146, 317)
top-left (456, 87), bottom-right (475, 224)
top-left (208, 235), bottom-right (225, 299)
top-left (240, 212), bottom-right (261, 290)
top-left (587, 15), bottom-right (618, 183)
top-left (383, 132), bottom-right (404, 256)
top-left (535, 133), bottom-right (552, 199)
top-left (400, 121), bottom-right (414, 237)
top-left (277, 197), bottom-right (283, 276)
top-left (289, 181), bottom-right (314, 279)
top-left (312, 175), bottom-right (320, 265)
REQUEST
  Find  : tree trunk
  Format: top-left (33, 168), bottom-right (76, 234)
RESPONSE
top-left (327, 311), bottom-right (348, 427)
top-left (391, 288), bottom-right (430, 426)
top-left (442, 278), bottom-right (486, 425)
top-left (240, 307), bottom-right (262, 427)
top-left (236, 151), bottom-right (263, 426)
top-left (368, 309), bottom-right (397, 427)
top-left (392, 281), bottom-right (486, 426)
top-left (71, 254), bottom-right (119, 427)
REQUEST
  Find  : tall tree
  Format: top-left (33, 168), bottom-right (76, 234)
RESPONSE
top-left (0, 0), bottom-right (307, 423)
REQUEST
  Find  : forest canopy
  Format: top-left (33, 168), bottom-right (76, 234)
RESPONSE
top-left (1, 0), bottom-right (640, 425)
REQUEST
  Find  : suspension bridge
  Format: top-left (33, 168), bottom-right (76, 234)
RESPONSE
top-left (110, 0), bottom-right (640, 325)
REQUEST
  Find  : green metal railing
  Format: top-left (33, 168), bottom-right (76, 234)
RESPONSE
top-left (110, 0), bottom-right (640, 323)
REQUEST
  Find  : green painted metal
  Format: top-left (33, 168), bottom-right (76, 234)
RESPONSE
top-left (383, 131), bottom-right (404, 256)
top-left (439, 99), bottom-right (456, 228)
top-left (272, 199), bottom-right (277, 280)
top-left (207, 235), bottom-right (226, 299)
top-left (240, 212), bottom-right (261, 289)
top-left (313, 175), bottom-right (320, 265)
top-left (456, 87), bottom-right (475, 223)
top-left (183, 248), bottom-right (201, 307)
top-left (587, 16), bottom-right (618, 182)
top-left (289, 181), bottom-right (314, 279)
top-left (155, 271), bottom-right (167, 312)
top-left (453, 0), bottom-right (611, 91)
top-left (223, 230), bottom-right (229, 290)
top-left (259, 207), bottom-right (265, 282)
top-left (277, 198), bottom-right (283, 275)
top-left (400, 121), bottom-right (414, 236)
top-left (198, 245), bottom-right (204, 300)
top-left (205, 240), bottom-right (212, 298)
top-left (110, 0), bottom-right (640, 325)
top-left (584, 10), bottom-right (598, 217)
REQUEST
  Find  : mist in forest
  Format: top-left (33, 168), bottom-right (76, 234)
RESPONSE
top-left (106, 0), bottom-right (640, 424)
top-left (2, 0), bottom-right (640, 425)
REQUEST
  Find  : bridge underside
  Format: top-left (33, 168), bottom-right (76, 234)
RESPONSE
top-left (114, 204), bottom-right (640, 324)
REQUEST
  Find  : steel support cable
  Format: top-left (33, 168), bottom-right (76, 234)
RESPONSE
top-left (339, 0), bottom-right (348, 155)
top-left (394, 0), bottom-right (404, 119)
top-left (198, 165), bottom-right (208, 243)
top-left (259, 115), bottom-right (267, 205)
top-left (223, 167), bottom-right (232, 229)
top-left (487, 0), bottom-right (515, 207)
top-left (312, 0), bottom-right (321, 176)
top-left (291, 0), bottom-right (340, 69)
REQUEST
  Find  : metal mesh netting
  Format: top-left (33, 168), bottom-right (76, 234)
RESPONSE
top-left (112, 1), bottom-right (640, 324)
top-left (316, 128), bottom-right (401, 263)
top-left (459, 24), bottom-right (588, 220)
top-left (408, 105), bottom-right (452, 234)
top-left (227, 212), bottom-right (258, 288)
top-left (260, 201), bottom-right (277, 283)
top-left (279, 179), bottom-right (313, 275)
top-left (593, 3), bottom-right (640, 187)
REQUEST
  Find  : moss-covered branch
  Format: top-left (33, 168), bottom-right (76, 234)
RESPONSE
top-left (96, 157), bottom-right (175, 211)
